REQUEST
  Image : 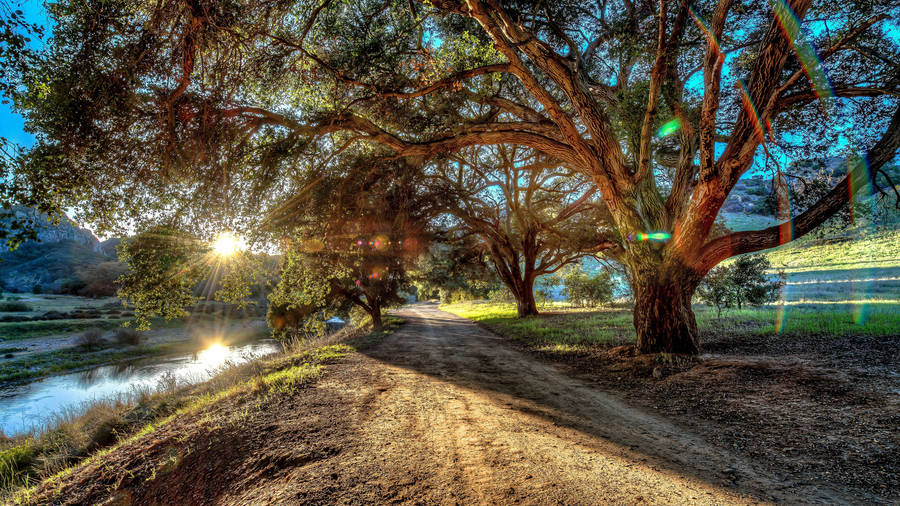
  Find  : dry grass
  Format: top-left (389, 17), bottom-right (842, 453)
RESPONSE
top-left (0, 317), bottom-right (394, 502)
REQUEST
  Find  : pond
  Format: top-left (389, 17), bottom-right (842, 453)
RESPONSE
top-left (0, 340), bottom-right (281, 435)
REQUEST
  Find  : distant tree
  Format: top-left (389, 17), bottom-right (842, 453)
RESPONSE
top-left (697, 254), bottom-right (782, 316)
top-left (728, 255), bottom-right (783, 310)
top-left (560, 267), bottom-right (615, 308)
top-left (76, 261), bottom-right (128, 298)
top-left (431, 145), bottom-right (616, 317)
top-left (411, 239), bottom-right (499, 302)
top-left (268, 156), bottom-right (437, 334)
top-left (696, 266), bottom-right (735, 318)
top-left (534, 274), bottom-right (561, 308)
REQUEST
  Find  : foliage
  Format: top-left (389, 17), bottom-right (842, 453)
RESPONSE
top-left (534, 275), bottom-right (560, 307)
top-left (560, 267), bottom-right (615, 308)
top-left (267, 155), bottom-right (437, 337)
top-left (74, 329), bottom-right (105, 351)
top-left (10, 0), bottom-right (900, 353)
top-left (116, 226), bottom-right (207, 330)
top-left (71, 262), bottom-right (129, 298)
top-left (411, 240), bottom-right (499, 302)
top-left (0, 301), bottom-right (30, 312)
top-left (697, 255), bottom-right (783, 317)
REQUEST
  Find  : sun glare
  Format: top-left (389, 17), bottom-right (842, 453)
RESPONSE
top-left (212, 231), bottom-right (245, 257)
top-left (197, 342), bottom-right (230, 368)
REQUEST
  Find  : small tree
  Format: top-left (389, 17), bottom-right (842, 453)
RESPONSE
top-left (561, 267), bottom-right (615, 308)
top-left (696, 266), bottom-right (735, 318)
top-left (76, 329), bottom-right (105, 350)
top-left (268, 155), bottom-right (437, 335)
top-left (698, 254), bottom-right (783, 317)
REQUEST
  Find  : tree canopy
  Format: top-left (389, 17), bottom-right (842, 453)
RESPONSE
top-left (9, 0), bottom-right (900, 353)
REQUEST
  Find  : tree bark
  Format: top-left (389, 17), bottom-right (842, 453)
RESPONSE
top-left (631, 267), bottom-right (701, 355)
top-left (515, 277), bottom-right (539, 317)
top-left (370, 306), bottom-right (383, 331)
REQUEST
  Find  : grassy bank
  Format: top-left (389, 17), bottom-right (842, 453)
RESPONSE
top-left (440, 301), bottom-right (900, 353)
top-left (0, 316), bottom-right (402, 502)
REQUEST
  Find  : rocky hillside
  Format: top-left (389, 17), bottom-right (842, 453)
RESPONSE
top-left (0, 207), bottom-right (119, 293)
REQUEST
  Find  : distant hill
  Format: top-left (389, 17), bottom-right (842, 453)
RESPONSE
top-left (0, 207), bottom-right (123, 293)
top-left (720, 158), bottom-right (900, 232)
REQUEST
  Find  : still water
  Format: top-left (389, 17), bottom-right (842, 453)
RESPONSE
top-left (0, 340), bottom-right (281, 435)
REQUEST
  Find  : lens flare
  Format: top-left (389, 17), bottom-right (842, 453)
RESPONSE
top-left (629, 231), bottom-right (671, 242)
top-left (687, 5), bottom-right (723, 57)
top-left (657, 118), bottom-right (681, 137)
top-left (771, 0), bottom-right (834, 111)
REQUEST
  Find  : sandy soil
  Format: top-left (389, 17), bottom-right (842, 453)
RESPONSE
top-left (27, 303), bottom-right (871, 505)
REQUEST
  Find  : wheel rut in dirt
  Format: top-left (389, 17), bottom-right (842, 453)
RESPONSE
top-left (342, 303), bottom-right (851, 504)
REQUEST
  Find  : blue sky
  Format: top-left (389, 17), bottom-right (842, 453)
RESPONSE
top-left (1, 0), bottom-right (48, 149)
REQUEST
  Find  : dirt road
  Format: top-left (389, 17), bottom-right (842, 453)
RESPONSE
top-left (35, 303), bottom-right (859, 504)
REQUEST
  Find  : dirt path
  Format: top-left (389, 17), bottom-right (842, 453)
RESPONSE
top-left (304, 303), bottom-right (849, 505)
top-left (33, 304), bottom-right (861, 504)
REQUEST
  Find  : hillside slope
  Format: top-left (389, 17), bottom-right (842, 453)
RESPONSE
top-left (0, 207), bottom-right (119, 293)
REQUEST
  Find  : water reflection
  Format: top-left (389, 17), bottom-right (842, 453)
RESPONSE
top-left (0, 340), bottom-right (281, 435)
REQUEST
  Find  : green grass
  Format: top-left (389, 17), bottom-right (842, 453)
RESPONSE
top-left (3, 341), bottom-right (360, 503)
top-left (441, 300), bottom-right (900, 353)
top-left (0, 319), bottom-right (127, 341)
top-left (762, 228), bottom-right (900, 273)
top-left (0, 344), bottom-right (164, 385)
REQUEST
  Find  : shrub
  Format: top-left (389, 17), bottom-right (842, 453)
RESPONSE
top-left (31, 284), bottom-right (43, 295)
top-left (561, 268), bottom-right (615, 307)
top-left (697, 254), bottom-right (783, 316)
top-left (0, 302), bottom-right (32, 312)
top-left (535, 275), bottom-right (560, 308)
top-left (75, 329), bottom-right (105, 350)
top-left (113, 328), bottom-right (141, 346)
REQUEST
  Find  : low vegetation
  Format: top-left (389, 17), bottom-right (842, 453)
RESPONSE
top-left (0, 338), bottom-right (364, 501)
top-left (0, 302), bottom-right (31, 312)
top-left (0, 344), bottom-right (162, 385)
top-left (441, 301), bottom-right (900, 353)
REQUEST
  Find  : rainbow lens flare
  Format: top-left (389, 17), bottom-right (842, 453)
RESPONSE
top-left (629, 232), bottom-right (672, 242)
top-left (657, 119), bottom-right (681, 137)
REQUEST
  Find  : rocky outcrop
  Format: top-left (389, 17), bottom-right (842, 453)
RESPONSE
top-left (0, 207), bottom-right (115, 293)
top-left (2, 206), bottom-right (103, 253)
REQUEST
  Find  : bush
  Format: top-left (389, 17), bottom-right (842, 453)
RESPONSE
top-left (535, 275), bottom-right (560, 308)
top-left (697, 254), bottom-right (783, 316)
top-left (113, 328), bottom-right (141, 346)
top-left (0, 302), bottom-right (32, 312)
top-left (561, 268), bottom-right (615, 307)
top-left (75, 329), bottom-right (106, 350)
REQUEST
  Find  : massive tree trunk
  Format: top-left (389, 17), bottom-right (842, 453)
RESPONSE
top-left (370, 306), bottom-right (384, 332)
top-left (630, 264), bottom-right (701, 355)
top-left (514, 276), bottom-right (538, 318)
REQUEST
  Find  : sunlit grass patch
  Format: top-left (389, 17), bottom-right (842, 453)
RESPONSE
top-left (443, 300), bottom-right (900, 352)
top-left (763, 229), bottom-right (900, 274)
top-left (441, 301), bottom-right (633, 347)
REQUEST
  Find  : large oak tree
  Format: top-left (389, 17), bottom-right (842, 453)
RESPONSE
top-left (431, 144), bottom-right (615, 316)
top-left (13, 0), bottom-right (900, 353)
